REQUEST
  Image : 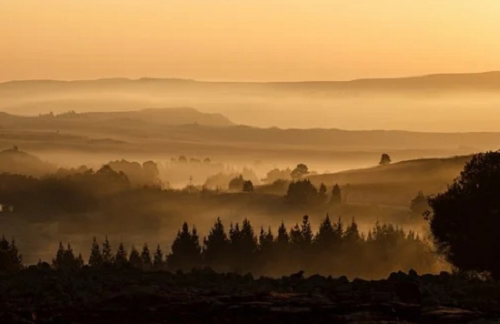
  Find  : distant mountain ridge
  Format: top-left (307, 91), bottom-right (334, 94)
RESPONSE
top-left (0, 108), bottom-right (234, 127)
top-left (2, 71), bottom-right (500, 131)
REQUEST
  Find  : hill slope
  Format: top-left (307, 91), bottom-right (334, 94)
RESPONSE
top-left (309, 155), bottom-right (472, 207)
top-left (2, 71), bottom-right (500, 131)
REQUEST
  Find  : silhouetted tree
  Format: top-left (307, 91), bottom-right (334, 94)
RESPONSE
top-left (102, 236), bottom-right (114, 265)
top-left (285, 179), bottom-right (318, 205)
top-left (330, 184), bottom-right (342, 205)
top-left (141, 243), bottom-right (152, 269)
top-left (153, 245), bottom-right (164, 269)
top-left (410, 191), bottom-right (428, 220)
top-left (277, 222), bottom-right (289, 247)
top-left (379, 153), bottom-right (392, 165)
top-left (115, 242), bottom-right (128, 267)
top-left (228, 175), bottom-right (245, 191)
top-left (314, 214), bottom-right (336, 250)
top-left (52, 242), bottom-right (80, 271)
top-left (319, 183), bottom-right (327, 202)
top-left (242, 180), bottom-right (254, 192)
top-left (300, 215), bottom-right (314, 249)
top-left (168, 223), bottom-right (202, 271)
top-left (291, 163), bottom-right (309, 180)
top-left (52, 242), bottom-right (65, 270)
top-left (203, 218), bottom-right (230, 271)
top-left (0, 236), bottom-right (22, 272)
top-left (428, 151), bottom-right (500, 278)
top-left (88, 237), bottom-right (103, 267)
top-left (129, 245), bottom-right (142, 268)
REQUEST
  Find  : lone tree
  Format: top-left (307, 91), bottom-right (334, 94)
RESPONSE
top-left (428, 151), bottom-right (500, 279)
top-left (379, 153), bottom-right (392, 165)
top-left (330, 184), bottom-right (342, 205)
top-left (242, 180), bottom-right (254, 192)
top-left (291, 164), bottom-right (309, 180)
top-left (410, 191), bottom-right (428, 219)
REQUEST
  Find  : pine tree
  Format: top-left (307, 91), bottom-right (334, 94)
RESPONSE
top-left (115, 242), bottom-right (128, 267)
top-left (331, 184), bottom-right (342, 205)
top-left (319, 183), bottom-right (328, 202)
top-left (76, 253), bottom-right (85, 268)
top-left (102, 236), bottom-right (114, 265)
top-left (289, 223), bottom-right (302, 250)
top-left (129, 245), bottom-right (142, 268)
top-left (52, 241), bottom-right (65, 270)
top-left (300, 215), bottom-right (313, 248)
top-left (0, 236), bottom-right (22, 272)
top-left (344, 218), bottom-right (361, 243)
top-left (203, 218), bottom-right (230, 270)
top-left (141, 243), bottom-right (152, 268)
top-left (168, 222), bottom-right (202, 271)
top-left (314, 214), bottom-right (336, 250)
top-left (88, 237), bottom-right (103, 267)
top-left (8, 238), bottom-right (22, 271)
top-left (276, 222), bottom-right (289, 247)
top-left (153, 244), bottom-right (164, 269)
top-left (63, 243), bottom-right (78, 270)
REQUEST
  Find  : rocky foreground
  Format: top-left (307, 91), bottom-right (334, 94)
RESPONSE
top-left (1, 266), bottom-right (500, 324)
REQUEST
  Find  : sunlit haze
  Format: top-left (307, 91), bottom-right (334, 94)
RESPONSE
top-left (1, 0), bottom-right (500, 82)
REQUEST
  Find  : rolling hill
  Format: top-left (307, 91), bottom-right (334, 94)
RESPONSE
top-left (2, 71), bottom-right (500, 131)
top-left (308, 155), bottom-right (472, 207)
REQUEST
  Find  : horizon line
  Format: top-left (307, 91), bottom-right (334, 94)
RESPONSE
top-left (2, 70), bottom-right (500, 85)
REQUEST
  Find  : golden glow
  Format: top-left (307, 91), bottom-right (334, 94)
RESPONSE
top-left (1, 0), bottom-right (500, 81)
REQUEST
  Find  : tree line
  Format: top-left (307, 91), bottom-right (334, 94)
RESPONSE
top-left (1, 216), bottom-right (435, 278)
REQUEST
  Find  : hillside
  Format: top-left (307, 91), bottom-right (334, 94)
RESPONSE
top-left (2, 72), bottom-right (500, 131)
top-left (309, 155), bottom-right (472, 207)
top-left (0, 146), bottom-right (55, 176)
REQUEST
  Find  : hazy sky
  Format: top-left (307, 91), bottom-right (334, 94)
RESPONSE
top-left (1, 0), bottom-right (500, 82)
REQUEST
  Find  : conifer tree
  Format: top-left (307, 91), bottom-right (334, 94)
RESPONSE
top-left (344, 218), bottom-right (361, 243)
top-left (8, 238), bottom-right (22, 271)
top-left (115, 242), bottom-right (128, 267)
top-left (153, 244), bottom-right (164, 269)
top-left (300, 215), bottom-right (314, 248)
top-left (319, 183), bottom-right (328, 202)
top-left (289, 223), bottom-right (302, 250)
top-left (76, 253), bottom-right (85, 268)
top-left (314, 214), bottom-right (336, 250)
top-left (129, 245), bottom-right (142, 268)
top-left (331, 184), bottom-right (342, 205)
top-left (52, 241), bottom-right (65, 270)
top-left (88, 237), bottom-right (103, 267)
top-left (63, 243), bottom-right (79, 270)
top-left (102, 236), bottom-right (114, 265)
top-left (276, 222), bottom-right (289, 247)
top-left (203, 218), bottom-right (230, 270)
top-left (141, 243), bottom-right (152, 268)
top-left (168, 222), bottom-right (202, 271)
top-left (0, 236), bottom-right (22, 272)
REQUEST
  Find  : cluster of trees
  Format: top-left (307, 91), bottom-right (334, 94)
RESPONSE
top-left (228, 175), bottom-right (254, 192)
top-left (4, 216), bottom-right (435, 278)
top-left (204, 168), bottom-right (259, 191)
top-left (170, 156), bottom-right (212, 164)
top-left (0, 236), bottom-right (23, 273)
top-left (107, 160), bottom-right (162, 188)
top-left (0, 166), bottom-right (131, 217)
top-left (286, 180), bottom-right (342, 206)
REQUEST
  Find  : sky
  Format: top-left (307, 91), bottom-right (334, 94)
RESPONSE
top-left (1, 0), bottom-right (500, 82)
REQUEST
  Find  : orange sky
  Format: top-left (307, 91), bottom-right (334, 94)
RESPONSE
top-left (1, 0), bottom-right (500, 82)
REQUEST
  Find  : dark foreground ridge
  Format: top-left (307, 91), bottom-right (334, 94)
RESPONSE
top-left (1, 267), bottom-right (499, 324)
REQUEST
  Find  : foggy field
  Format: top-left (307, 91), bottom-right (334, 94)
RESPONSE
top-left (0, 74), bottom-right (497, 277)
